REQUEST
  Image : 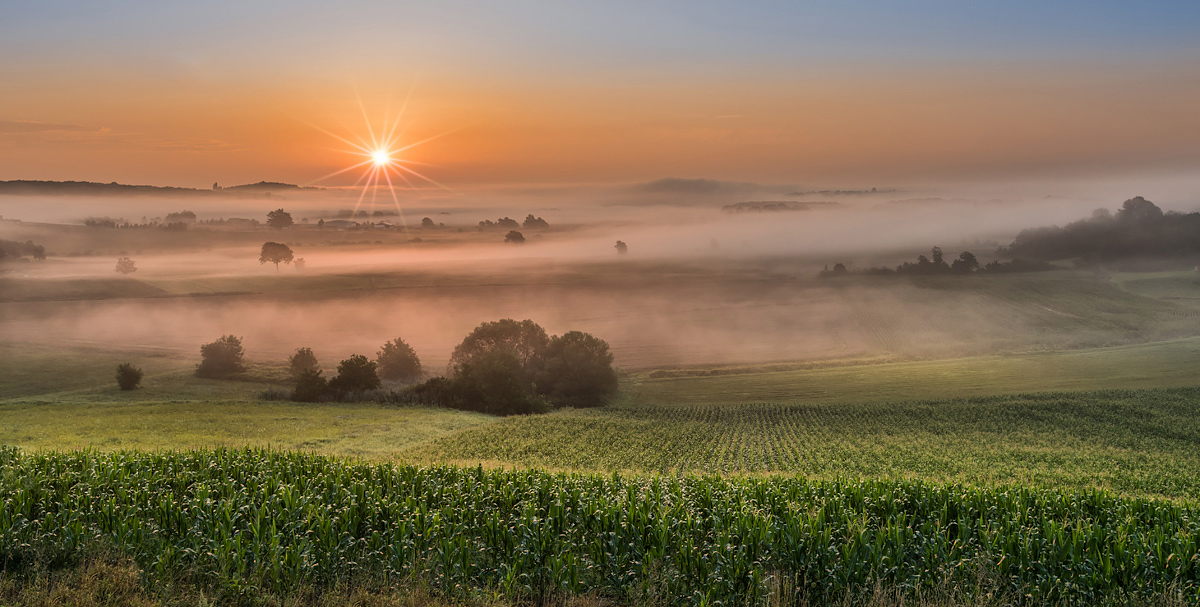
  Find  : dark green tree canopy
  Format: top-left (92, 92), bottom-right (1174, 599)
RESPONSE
top-left (196, 335), bottom-right (245, 378)
top-left (449, 319), bottom-right (549, 374)
top-left (328, 354), bottom-right (380, 394)
top-left (536, 331), bottom-right (618, 408)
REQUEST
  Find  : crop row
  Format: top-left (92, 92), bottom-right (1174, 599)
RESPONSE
top-left (0, 448), bottom-right (1198, 604)
top-left (410, 388), bottom-right (1200, 500)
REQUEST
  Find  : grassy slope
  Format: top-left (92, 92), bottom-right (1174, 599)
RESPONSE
top-left (0, 344), bottom-right (492, 459)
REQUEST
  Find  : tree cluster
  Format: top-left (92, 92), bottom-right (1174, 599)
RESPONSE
top-left (1002, 197), bottom-right (1200, 263)
top-left (504, 231), bottom-right (525, 244)
top-left (479, 217), bottom-right (520, 229)
top-left (522, 214), bottom-right (550, 229)
top-left (820, 247), bottom-right (1052, 278)
top-left (164, 210), bottom-right (197, 223)
top-left (415, 319), bottom-right (617, 415)
top-left (0, 239), bottom-right (46, 262)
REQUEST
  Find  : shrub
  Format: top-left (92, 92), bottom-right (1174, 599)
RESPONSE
top-left (115, 363), bottom-right (143, 390)
top-left (536, 331), bottom-right (618, 407)
top-left (288, 347), bottom-right (319, 378)
top-left (291, 369), bottom-right (328, 402)
top-left (195, 335), bottom-right (245, 378)
top-left (377, 337), bottom-right (422, 381)
top-left (328, 355), bottom-right (380, 394)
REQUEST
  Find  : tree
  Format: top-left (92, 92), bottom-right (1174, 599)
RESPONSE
top-left (288, 347), bottom-right (319, 378)
top-left (951, 251), bottom-right (980, 274)
top-left (449, 319), bottom-right (549, 375)
top-left (259, 242), bottom-right (294, 271)
top-left (504, 230), bottom-right (525, 244)
top-left (1116, 196), bottom-right (1163, 224)
top-left (291, 369), bottom-right (328, 402)
top-left (615, 240), bottom-right (628, 254)
top-left (377, 337), bottom-right (422, 381)
top-left (115, 257), bottom-right (137, 275)
top-left (328, 354), bottom-right (380, 394)
top-left (266, 208), bottom-right (294, 230)
top-left (832, 263), bottom-right (848, 274)
top-left (523, 214), bottom-right (549, 228)
top-left (294, 257), bottom-right (306, 271)
top-left (452, 349), bottom-right (548, 415)
top-left (536, 331), bottom-right (617, 407)
top-left (196, 335), bottom-right (245, 378)
top-left (421, 217), bottom-right (435, 228)
top-left (115, 363), bottom-right (143, 390)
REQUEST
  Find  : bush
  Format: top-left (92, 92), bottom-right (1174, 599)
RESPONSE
top-left (537, 331), bottom-right (618, 407)
top-left (377, 338), bottom-right (422, 381)
top-left (195, 335), bottom-right (245, 378)
top-left (288, 347), bottom-right (319, 378)
top-left (328, 355), bottom-right (380, 395)
top-left (115, 363), bottom-right (143, 390)
top-left (291, 369), bottom-right (328, 402)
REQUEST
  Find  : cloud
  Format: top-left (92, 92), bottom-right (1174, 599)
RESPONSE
top-left (0, 120), bottom-right (109, 135)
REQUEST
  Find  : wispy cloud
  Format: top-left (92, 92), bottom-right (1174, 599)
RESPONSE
top-left (0, 120), bottom-right (109, 135)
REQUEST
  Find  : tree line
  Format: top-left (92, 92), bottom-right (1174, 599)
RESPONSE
top-left (117, 319), bottom-right (618, 415)
top-left (1001, 197), bottom-right (1200, 263)
top-left (820, 246), bottom-right (1053, 278)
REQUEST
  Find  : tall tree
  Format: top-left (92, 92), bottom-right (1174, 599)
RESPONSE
top-left (259, 242), bottom-right (294, 271)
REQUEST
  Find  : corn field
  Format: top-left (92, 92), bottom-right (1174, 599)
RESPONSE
top-left (0, 447), bottom-right (1197, 604)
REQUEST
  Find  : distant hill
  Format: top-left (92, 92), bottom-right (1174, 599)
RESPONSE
top-left (0, 180), bottom-right (321, 197)
top-left (721, 200), bottom-right (840, 213)
top-left (220, 181), bottom-right (322, 193)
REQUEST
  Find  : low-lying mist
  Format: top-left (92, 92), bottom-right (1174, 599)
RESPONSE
top-left (3, 178), bottom-right (1195, 372)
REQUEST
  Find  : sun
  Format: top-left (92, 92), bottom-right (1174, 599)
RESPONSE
top-left (306, 92), bottom-right (457, 226)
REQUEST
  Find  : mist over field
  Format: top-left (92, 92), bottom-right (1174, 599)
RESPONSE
top-left (3, 181), bottom-right (1197, 372)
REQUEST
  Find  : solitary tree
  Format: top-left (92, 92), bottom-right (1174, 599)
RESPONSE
top-left (266, 208), bottom-right (294, 230)
top-left (259, 242), bottom-right (294, 271)
top-left (288, 347), bottom-right (319, 378)
top-left (115, 363), bottom-right (143, 390)
top-left (377, 337), bottom-right (422, 381)
top-left (294, 257), bottom-right (306, 271)
top-left (504, 230), bottom-right (525, 244)
top-left (615, 240), bottom-right (628, 254)
top-left (196, 335), bottom-right (245, 378)
top-left (421, 217), bottom-right (435, 228)
top-left (115, 257), bottom-right (137, 275)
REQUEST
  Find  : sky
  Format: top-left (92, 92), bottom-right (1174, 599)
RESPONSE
top-left (1, 1), bottom-right (1199, 191)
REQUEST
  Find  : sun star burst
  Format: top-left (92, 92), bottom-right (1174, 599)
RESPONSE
top-left (307, 92), bottom-right (456, 226)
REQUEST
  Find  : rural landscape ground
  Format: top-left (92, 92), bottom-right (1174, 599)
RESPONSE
top-left (1, 202), bottom-right (1200, 605)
